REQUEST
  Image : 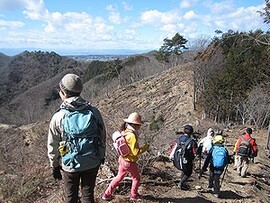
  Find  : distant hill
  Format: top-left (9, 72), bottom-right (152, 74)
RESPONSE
top-left (0, 50), bottom-right (197, 125)
top-left (0, 51), bottom-right (85, 123)
top-left (0, 52), bottom-right (11, 70)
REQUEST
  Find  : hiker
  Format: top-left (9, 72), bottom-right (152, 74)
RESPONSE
top-left (169, 124), bottom-right (198, 190)
top-left (199, 135), bottom-right (230, 198)
top-left (198, 128), bottom-right (214, 158)
top-left (47, 73), bottom-right (106, 203)
top-left (233, 132), bottom-right (245, 170)
top-left (102, 112), bottom-right (149, 201)
top-left (233, 128), bottom-right (258, 177)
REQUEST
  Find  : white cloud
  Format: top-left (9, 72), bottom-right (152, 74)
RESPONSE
top-left (23, 0), bottom-right (49, 20)
top-left (208, 0), bottom-right (234, 14)
top-left (0, 19), bottom-right (24, 29)
top-left (106, 4), bottom-right (122, 24)
top-left (180, 0), bottom-right (190, 8)
top-left (183, 10), bottom-right (198, 20)
top-left (161, 24), bottom-right (178, 32)
top-left (0, 0), bottom-right (267, 53)
top-left (116, 29), bottom-right (136, 41)
top-left (106, 4), bottom-right (115, 11)
top-left (140, 10), bottom-right (180, 25)
top-left (180, 0), bottom-right (198, 9)
top-left (207, 5), bottom-right (265, 32)
top-left (122, 1), bottom-right (133, 11)
top-left (108, 11), bottom-right (121, 24)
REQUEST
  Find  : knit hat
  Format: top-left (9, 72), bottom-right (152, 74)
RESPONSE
top-left (213, 135), bottom-right (224, 144)
top-left (184, 125), bottom-right (194, 135)
top-left (123, 112), bottom-right (144, 125)
top-left (59, 73), bottom-right (83, 95)
top-left (246, 128), bottom-right (252, 134)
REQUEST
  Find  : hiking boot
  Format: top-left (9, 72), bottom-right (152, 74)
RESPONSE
top-left (102, 194), bottom-right (113, 201)
top-left (179, 184), bottom-right (190, 191)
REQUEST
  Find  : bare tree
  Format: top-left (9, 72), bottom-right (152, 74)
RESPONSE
top-left (236, 84), bottom-right (270, 129)
top-left (258, 0), bottom-right (270, 24)
top-left (189, 35), bottom-right (211, 52)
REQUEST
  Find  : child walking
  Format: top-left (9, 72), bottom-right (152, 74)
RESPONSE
top-left (199, 135), bottom-right (230, 198)
top-left (102, 112), bottom-right (149, 201)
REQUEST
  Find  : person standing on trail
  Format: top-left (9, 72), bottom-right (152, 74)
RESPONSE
top-left (234, 128), bottom-right (258, 178)
top-left (47, 73), bottom-right (106, 203)
top-left (169, 125), bottom-right (198, 190)
top-left (102, 112), bottom-right (149, 201)
top-left (198, 128), bottom-right (214, 158)
top-left (199, 135), bottom-right (230, 198)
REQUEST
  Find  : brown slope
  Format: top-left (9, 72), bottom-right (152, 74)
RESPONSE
top-left (94, 61), bottom-right (198, 148)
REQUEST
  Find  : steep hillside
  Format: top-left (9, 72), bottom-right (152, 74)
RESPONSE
top-left (0, 51), bottom-right (81, 106)
top-left (1, 62), bottom-right (269, 203)
top-left (0, 52), bottom-right (11, 70)
top-left (0, 51), bottom-right (197, 125)
top-left (95, 62), bottom-right (198, 144)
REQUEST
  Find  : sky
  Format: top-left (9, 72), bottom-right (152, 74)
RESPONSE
top-left (0, 0), bottom-right (268, 55)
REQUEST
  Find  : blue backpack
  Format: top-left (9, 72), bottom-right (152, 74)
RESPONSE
top-left (60, 108), bottom-right (101, 170)
top-left (211, 145), bottom-right (228, 170)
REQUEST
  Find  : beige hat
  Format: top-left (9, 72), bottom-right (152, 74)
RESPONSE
top-left (59, 73), bottom-right (83, 95)
top-left (123, 112), bottom-right (144, 125)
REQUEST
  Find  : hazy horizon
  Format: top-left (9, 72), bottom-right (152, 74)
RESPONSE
top-left (0, 48), bottom-right (152, 57)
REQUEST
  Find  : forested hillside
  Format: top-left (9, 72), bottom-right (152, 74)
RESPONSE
top-left (193, 30), bottom-right (270, 128)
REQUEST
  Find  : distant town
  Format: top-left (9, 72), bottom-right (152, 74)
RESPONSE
top-left (67, 54), bottom-right (130, 62)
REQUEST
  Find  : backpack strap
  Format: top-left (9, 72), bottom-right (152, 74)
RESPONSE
top-left (178, 137), bottom-right (193, 149)
top-left (184, 138), bottom-right (193, 148)
top-left (121, 131), bottom-right (128, 142)
top-left (240, 135), bottom-right (252, 143)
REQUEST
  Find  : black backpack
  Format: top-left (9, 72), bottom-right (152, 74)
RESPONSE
top-left (173, 137), bottom-right (193, 170)
top-left (237, 136), bottom-right (252, 157)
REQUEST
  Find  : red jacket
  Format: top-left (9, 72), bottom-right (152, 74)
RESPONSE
top-left (234, 133), bottom-right (257, 155)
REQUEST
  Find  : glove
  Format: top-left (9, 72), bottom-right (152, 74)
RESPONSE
top-left (52, 166), bottom-right (62, 180)
top-left (140, 144), bottom-right (150, 153)
top-left (143, 144), bottom-right (150, 151)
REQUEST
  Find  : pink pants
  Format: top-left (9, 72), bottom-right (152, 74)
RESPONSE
top-left (104, 157), bottom-right (140, 198)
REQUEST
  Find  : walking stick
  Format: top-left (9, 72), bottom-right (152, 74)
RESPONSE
top-left (197, 144), bottom-right (203, 178)
top-left (220, 164), bottom-right (228, 187)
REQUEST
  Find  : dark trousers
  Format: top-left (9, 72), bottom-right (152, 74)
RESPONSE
top-left (63, 166), bottom-right (100, 203)
top-left (209, 170), bottom-right (221, 195)
top-left (180, 162), bottom-right (193, 186)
